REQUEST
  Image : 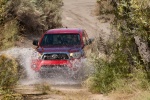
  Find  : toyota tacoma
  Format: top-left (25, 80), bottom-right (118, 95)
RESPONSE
top-left (32, 28), bottom-right (93, 77)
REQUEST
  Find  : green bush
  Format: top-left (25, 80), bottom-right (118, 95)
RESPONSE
top-left (96, 0), bottom-right (114, 14)
top-left (2, 93), bottom-right (23, 100)
top-left (0, 55), bottom-right (19, 90)
top-left (88, 0), bottom-right (150, 93)
top-left (0, 55), bottom-right (23, 99)
top-left (0, 0), bottom-right (63, 50)
top-left (7, 0), bottom-right (62, 34)
top-left (0, 0), bottom-right (8, 24)
top-left (0, 20), bottom-right (18, 50)
top-left (88, 53), bottom-right (149, 93)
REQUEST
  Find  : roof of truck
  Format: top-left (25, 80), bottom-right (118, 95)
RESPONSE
top-left (45, 28), bottom-right (83, 34)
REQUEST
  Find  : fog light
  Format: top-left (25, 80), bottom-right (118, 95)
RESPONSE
top-left (73, 67), bottom-right (77, 71)
top-left (32, 64), bottom-right (37, 69)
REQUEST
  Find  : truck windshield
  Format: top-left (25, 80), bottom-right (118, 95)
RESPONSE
top-left (41, 34), bottom-right (81, 46)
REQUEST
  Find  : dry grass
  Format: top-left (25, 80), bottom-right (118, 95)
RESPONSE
top-left (27, 84), bottom-right (90, 100)
top-left (13, 0), bottom-right (62, 34)
top-left (0, 54), bottom-right (18, 89)
top-left (0, 20), bottom-right (18, 50)
top-left (63, 91), bottom-right (89, 100)
top-left (96, 0), bottom-right (114, 15)
top-left (110, 91), bottom-right (150, 100)
top-left (0, 54), bottom-right (23, 100)
top-left (35, 83), bottom-right (52, 95)
top-left (0, 0), bottom-right (62, 50)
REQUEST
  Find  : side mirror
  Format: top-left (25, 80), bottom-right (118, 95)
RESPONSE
top-left (85, 38), bottom-right (94, 45)
top-left (88, 38), bottom-right (94, 44)
top-left (33, 40), bottom-right (38, 46)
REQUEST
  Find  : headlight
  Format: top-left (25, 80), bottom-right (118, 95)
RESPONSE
top-left (32, 64), bottom-right (37, 69)
top-left (70, 52), bottom-right (82, 59)
top-left (38, 53), bottom-right (42, 59)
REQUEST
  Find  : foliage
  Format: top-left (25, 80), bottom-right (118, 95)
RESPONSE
top-left (132, 91), bottom-right (150, 100)
top-left (0, 0), bottom-right (63, 50)
top-left (0, 20), bottom-right (18, 50)
top-left (115, 0), bottom-right (150, 43)
top-left (35, 83), bottom-right (51, 94)
top-left (0, 0), bottom-right (8, 24)
top-left (96, 0), bottom-right (114, 14)
top-left (2, 91), bottom-right (24, 100)
top-left (0, 54), bottom-right (19, 90)
top-left (14, 0), bottom-right (63, 34)
top-left (0, 55), bottom-right (24, 99)
top-left (89, 55), bottom-right (149, 93)
top-left (89, 0), bottom-right (150, 93)
top-left (118, 0), bottom-right (150, 67)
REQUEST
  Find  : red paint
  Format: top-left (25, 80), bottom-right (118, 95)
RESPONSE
top-left (32, 28), bottom-right (89, 71)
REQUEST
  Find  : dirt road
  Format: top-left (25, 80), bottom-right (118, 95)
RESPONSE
top-left (62, 0), bottom-right (112, 40)
top-left (15, 0), bottom-right (112, 100)
top-left (20, 0), bottom-right (112, 47)
top-left (52, 0), bottom-right (112, 99)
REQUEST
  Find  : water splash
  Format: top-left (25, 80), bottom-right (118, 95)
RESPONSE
top-left (0, 47), bottom-right (39, 79)
top-left (0, 47), bottom-right (93, 85)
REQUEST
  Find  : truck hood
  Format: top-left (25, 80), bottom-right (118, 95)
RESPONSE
top-left (37, 45), bottom-right (82, 53)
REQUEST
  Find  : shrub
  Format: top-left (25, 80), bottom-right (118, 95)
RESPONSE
top-left (96, 0), bottom-right (114, 15)
top-left (0, 54), bottom-right (19, 90)
top-left (0, 0), bottom-right (8, 24)
top-left (89, 0), bottom-right (150, 94)
top-left (87, 48), bottom-right (149, 93)
top-left (7, 0), bottom-right (62, 34)
top-left (0, 20), bottom-right (18, 50)
top-left (0, 0), bottom-right (63, 50)
top-left (35, 83), bottom-right (51, 94)
top-left (0, 54), bottom-right (23, 99)
top-left (2, 93), bottom-right (23, 100)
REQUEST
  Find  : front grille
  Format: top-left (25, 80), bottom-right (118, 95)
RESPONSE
top-left (42, 65), bottom-right (66, 67)
top-left (42, 53), bottom-right (69, 60)
top-left (40, 65), bottom-right (68, 71)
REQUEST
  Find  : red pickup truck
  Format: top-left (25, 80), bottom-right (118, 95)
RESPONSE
top-left (32, 28), bottom-right (93, 77)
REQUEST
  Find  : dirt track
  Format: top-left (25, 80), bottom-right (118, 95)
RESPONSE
top-left (62, 0), bottom-right (112, 40)
top-left (55, 0), bottom-right (112, 99)
top-left (15, 0), bottom-right (112, 100)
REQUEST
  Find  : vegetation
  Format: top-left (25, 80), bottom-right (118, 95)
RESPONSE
top-left (0, 55), bottom-right (18, 90)
top-left (0, 0), bottom-right (62, 50)
top-left (35, 83), bottom-right (51, 95)
top-left (96, 0), bottom-right (113, 15)
top-left (0, 0), bottom-right (63, 99)
top-left (0, 55), bottom-right (24, 99)
top-left (0, 20), bottom-right (18, 50)
top-left (88, 0), bottom-right (150, 94)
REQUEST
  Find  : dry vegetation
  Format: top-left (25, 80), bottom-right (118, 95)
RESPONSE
top-left (0, 55), bottom-right (23, 100)
top-left (0, 0), bottom-right (63, 99)
top-left (0, 0), bottom-right (62, 50)
top-left (86, 0), bottom-right (150, 99)
top-left (0, 55), bottom-right (18, 90)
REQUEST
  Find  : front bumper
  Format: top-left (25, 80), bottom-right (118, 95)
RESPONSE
top-left (31, 59), bottom-right (72, 71)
